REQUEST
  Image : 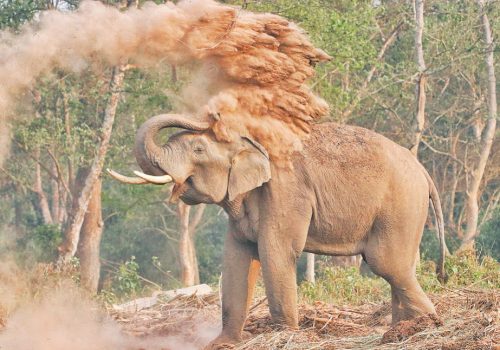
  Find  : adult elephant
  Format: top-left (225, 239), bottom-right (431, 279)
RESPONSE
top-left (108, 113), bottom-right (447, 348)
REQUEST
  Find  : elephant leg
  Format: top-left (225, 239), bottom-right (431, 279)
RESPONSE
top-left (390, 275), bottom-right (435, 322)
top-left (364, 228), bottom-right (436, 324)
top-left (367, 256), bottom-right (435, 323)
top-left (257, 213), bottom-right (310, 328)
top-left (207, 231), bottom-right (259, 348)
top-left (391, 286), bottom-right (404, 324)
top-left (258, 240), bottom-right (299, 327)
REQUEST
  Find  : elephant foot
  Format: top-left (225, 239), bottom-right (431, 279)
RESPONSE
top-left (204, 332), bottom-right (244, 350)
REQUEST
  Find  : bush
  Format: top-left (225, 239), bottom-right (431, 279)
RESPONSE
top-left (21, 224), bottom-right (62, 262)
top-left (110, 256), bottom-right (143, 300)
top-left (420, 228), bottom-right (461, 262)
top-left (299, 251), bottom-right (499, 306)
top-left (418, 250), bottom-right (500, 292)
top-left (477, 208), bottom-right (500, 260)
top-left (299, 266), bottom-right (390, 305)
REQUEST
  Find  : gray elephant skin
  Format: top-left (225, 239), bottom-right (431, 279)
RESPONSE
top-left (109, 113), bottom-right (446, 348)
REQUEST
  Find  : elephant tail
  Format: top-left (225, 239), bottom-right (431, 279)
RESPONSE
top-left (424, 170), bottom-right (448, 284)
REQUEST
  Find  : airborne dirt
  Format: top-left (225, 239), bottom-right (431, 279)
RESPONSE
top-left (0, 262), bottom-right (218, 350)
top-left (0, 0), bottom-right (329, 165)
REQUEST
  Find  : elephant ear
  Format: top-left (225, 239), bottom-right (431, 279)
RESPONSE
top-left (228, 137), bottom-right (271, 201)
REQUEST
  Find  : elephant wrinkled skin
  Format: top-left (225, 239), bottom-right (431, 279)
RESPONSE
top-left (109, 114), bottom-right (446, 348)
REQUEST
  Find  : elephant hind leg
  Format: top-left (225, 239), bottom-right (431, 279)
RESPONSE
top-left (363, 233), bottom-right (436, 323)
top-left (388, 275), bottom-right (436, 323)
top-left (366, 255), bottom-right (435, 323)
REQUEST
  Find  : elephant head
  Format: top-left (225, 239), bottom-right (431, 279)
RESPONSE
top-left (108, 114), bottom-right (271, 204)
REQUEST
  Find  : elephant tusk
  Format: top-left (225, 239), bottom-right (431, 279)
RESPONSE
top-left (106, 168), bottom-right (149, 184)
top-left (133, 170), bottom-right (173, 184)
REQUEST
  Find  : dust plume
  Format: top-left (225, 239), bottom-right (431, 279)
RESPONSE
top-left (0, 259), bottom-right (219, 350)
top-left (0, 0), bottom-right (329, 162)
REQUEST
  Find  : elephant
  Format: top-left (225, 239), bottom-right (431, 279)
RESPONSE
top-left (108, 113), bottom-right (447, 348)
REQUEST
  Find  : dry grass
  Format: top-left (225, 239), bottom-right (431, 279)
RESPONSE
top-left (110, 288), bottom-right (499, 350)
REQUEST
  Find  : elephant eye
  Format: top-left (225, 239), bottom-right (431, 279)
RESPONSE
top-left (193, 145), bottom-right (205, 154)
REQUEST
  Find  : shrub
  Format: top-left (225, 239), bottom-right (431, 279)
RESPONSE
top-left (477, 208), bottom-right (500, 261)
top-left (21, 224), bottom-right (62, 262)
top-left (299, 266), bottom-right (390, 305)
top-left (416, 250), bottom-right (499, 293)
top-left (299, 251), bottom-right (499, 306)
top-left (110, 256), bottom-right (143, 300)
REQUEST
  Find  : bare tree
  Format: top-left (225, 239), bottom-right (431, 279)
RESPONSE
top-left (341, 20), bottom-right (404, 121)
top-left (177, 202), bottom-right (206, 286)
top-left (76, 176), bottom-right (103, 293)
top-left (161, 193), bottom-right (207, 287)
top-left (305, 253), bottom-right (315, 283)
top-left (33, 148), bottom-right (53, 225)
top-left (58, 65), bottom-right (126, 264)
top-left (410, 0), bottom-right (427, 157)
top-left (460, 0), bottom-right (497, 250)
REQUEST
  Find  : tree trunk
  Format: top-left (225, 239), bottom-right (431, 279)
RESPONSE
top-left (58, 65), bottom-right (126, 263)
top-left (76, 177), bottom-right (103, 294)
top-left (177, 203), bottom-right (196, 286)
top-left (34, 149), bottom-right (53, 225)
top-left (446, 133), bottom-right (460, 229)
top-left (341, 20), bottom-right (404, 121)
top-left (410, 0), bottom-right (427, 157)
top-left (14, 186), bottom-right (24, 238)
top-left (177, 202), bottom-right (206, 286)
top-left (63, 90), bottom-right (75, 193)
top-left (50, 156), bottom-right (61, 225)
top-left (460, 0), bottom-right (497, 250)
top-left (305, 253), bottom-right (315, 283)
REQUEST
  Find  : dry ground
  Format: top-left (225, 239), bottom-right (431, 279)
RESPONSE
top-left (112, 288), bottom-right (499, 350)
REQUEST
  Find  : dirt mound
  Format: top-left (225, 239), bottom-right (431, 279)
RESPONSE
top-left (110, 288), bottom-right (499, 349)
top-left (381, 314), bottom-right (443, 344)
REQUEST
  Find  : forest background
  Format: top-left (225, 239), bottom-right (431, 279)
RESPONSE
top-left (0, 0), bottom-right (498, 302)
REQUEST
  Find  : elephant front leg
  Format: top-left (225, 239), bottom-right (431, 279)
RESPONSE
top-left (206, 231), bottom-right (259, 348)
top-left (259, 230), bottom-right (305, 328)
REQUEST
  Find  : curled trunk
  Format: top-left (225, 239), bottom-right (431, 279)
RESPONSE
top-left (134, 114), bottom-right (210, 176)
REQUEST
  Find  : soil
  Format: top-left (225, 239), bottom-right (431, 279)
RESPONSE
top-left (111, 288), bottom-right (499, 350)
top-left (381, 313), bottom-right (443, 344)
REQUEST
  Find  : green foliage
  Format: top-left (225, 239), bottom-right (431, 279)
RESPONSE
top-left (0, 0), bottom-right (82, 30)
top-left (195, 207), bottom-right (227, 284)
top-left (418, 251), bottom-right (500, 293)
top-left (420, 228), bottom-right (461, 262)
top-left (98, 288), bottom-right (119, 306)
top-left (0, 0), bottom-right (498, 296)
top-left (420, 209), bottom-right (500, 263)
top-left (0, 0), bottom-right (45, 30)
top-left (110, 256), bottom-right (143, 300)
top-left (299, 253), bottom-right (500, 306)
top-left (477, 209), bottom-right (500, 260)
top-left (299, 266), bottom-right (390, 305)
top-left (20, 224), bottom-right (62, 262)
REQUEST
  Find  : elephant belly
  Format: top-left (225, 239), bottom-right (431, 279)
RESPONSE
top-left (303, 209), bottom-right (374, 256)
top-left (304, 228), bottom-right (367, 256)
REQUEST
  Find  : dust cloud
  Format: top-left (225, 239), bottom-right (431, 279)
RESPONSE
top-left (0, 0), bottom-right (330, 162)
top-left (0, 1), bottom-right (328, 346)
top-left (0, 260), bottom-right (219, 350)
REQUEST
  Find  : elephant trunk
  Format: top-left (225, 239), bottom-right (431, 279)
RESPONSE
top-left (134, 114), bottom-right (211, 176)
